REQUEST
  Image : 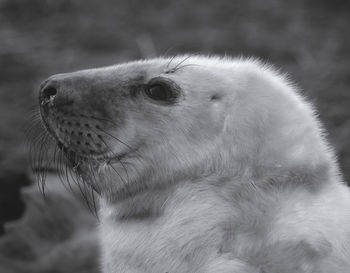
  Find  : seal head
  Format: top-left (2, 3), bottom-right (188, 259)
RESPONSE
top-left (39, 56), bottom-right (335, 201)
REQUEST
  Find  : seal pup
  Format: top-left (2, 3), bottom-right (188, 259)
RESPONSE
top-left (38, 55), bottom-right (350, 272)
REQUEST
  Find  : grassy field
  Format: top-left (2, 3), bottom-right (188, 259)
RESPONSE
top-left (0, 0), bottom-right (349, 226)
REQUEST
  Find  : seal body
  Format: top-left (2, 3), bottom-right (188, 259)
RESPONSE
top-left (39, 56), bottom-right (350, 272)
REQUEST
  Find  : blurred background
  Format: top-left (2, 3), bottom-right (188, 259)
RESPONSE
top-left (0, 0), bottom-right (349, 271)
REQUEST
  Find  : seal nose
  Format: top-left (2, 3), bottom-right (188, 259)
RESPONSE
top-left (39, 76), bottom-right (74, 107)
top-left (40, 77), bottom-right (59, 104)
top-left (41, 85), bottom-right (57, 101)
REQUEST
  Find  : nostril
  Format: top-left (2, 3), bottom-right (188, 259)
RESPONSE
top-left (42, 86), bottom-right (57, 100)
top-left (39, 77), bottom-right (74, 107)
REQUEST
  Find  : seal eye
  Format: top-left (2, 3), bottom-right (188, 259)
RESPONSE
top-left (145, 84), bottom-right (173, 102)
top-left (143, 77), bottom-right (181, 105)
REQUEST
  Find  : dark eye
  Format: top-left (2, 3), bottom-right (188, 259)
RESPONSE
top-left (145, 84), bottom-right (173, 102)
top-left (143, 77), bottom-right (181, 105)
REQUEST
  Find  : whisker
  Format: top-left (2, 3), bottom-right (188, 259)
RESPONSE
top-left (87, 158), bottom-right (102, 196)
top-left (96, 127), bottom-right (142, 158)
top-left (163, 46), bottom-right (176, 58)
top-left (108, 161), bottom-right (128, 188)
top-left (171, 63), bottom-right (201, 73)
top-left (90, 184), bottom-right (99, 219)
top-left (88, 127), bottom-right (131, 185)
top-left (166, 55), bottom-right (177, 70)
top-left (166, 55), bottom-right (192, 74)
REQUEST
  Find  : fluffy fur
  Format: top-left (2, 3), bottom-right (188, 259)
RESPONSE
top-left (37, 55), bottom-right (350, 272)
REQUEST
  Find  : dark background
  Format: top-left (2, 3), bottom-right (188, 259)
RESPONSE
top-left (0, 0), bottom-right (349, 231)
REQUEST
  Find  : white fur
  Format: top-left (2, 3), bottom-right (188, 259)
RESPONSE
top-left (46, 56), bottom-right (350, 272)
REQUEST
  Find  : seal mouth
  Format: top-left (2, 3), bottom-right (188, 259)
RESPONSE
top-left (39, 106), bottom-right (117, 162)
top-left (56, 138), bottom-right (129, 167)
top-left (39, 111), bottom-right (132, 170)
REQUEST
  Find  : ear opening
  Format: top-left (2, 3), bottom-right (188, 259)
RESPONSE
top-left (210, 94), bottom-right (221, 101)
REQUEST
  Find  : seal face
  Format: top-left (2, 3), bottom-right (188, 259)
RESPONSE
top-left (37, 55), bottom-right (350, 273)
top-left (39, 69), bottom-right (185, 162)
top-left (38, 56), bottom-right (231, 199)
